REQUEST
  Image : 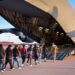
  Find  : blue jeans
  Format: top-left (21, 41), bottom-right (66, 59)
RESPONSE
top-left (38, 54), bottom-right (42, 63)
top-left (0, 59), bottom-right (5, 71)
top-left (13, 57), bottom-right (20, 68)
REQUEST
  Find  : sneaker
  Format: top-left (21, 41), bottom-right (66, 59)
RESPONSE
top-left (18, 67), bottom-right (21, 69)
top-left (36, 60), bottom-right (39, 63)
top-left (1, 70), bottom-right (4, 72)
top-left (21, 64), bottom-right (24, 67)
top-left (3, 69), bottom-right (6, 71)
top-left (12, 68), bottom-right (15, 70)
top-left (30, 65), bottom-right (32, 67)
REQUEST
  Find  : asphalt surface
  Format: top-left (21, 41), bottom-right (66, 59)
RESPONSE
top-left (0, 55), bottom-right (75, 75)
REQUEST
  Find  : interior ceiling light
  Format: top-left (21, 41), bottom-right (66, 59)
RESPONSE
top-left (56, 32), bottom-right (59, 34)
top-left (38, 27), bottom-right (43, 31)
top-left (45, 28), bottom-right (49, 32)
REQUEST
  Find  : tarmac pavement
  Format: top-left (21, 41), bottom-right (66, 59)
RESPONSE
top-left (0, 55), bottom-right (75, 75)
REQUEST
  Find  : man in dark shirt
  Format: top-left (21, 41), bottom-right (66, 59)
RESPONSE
top-left (5, 45), bottom-right (13, 70)
top-left (33, 44), bottom-right (38, 64)
top-left (43, 45), bottom-right (48, 62)
top-left (0, 44), bottom-right (5, 72)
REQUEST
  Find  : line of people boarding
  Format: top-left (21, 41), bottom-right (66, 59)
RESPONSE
top-left (0, 44), bottom-right (50, 72)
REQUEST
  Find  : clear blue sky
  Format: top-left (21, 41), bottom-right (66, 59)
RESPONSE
top-left (68, 0), bottom-right (75, 9)
top-left (0, 16), bottom-right (14, 29)
top-left (0, 0), bottom-right (75, 29)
